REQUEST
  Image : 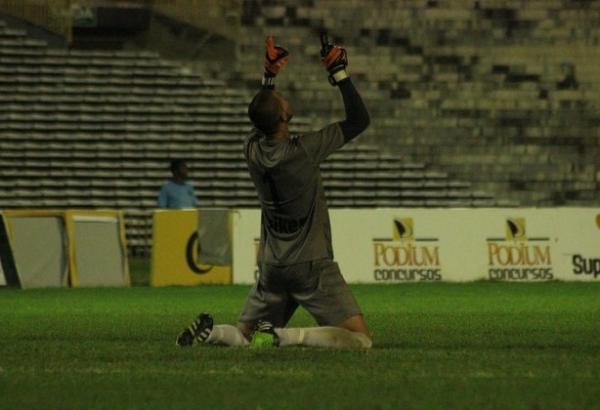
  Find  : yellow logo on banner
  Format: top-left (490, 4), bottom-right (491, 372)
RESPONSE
top-left (150, 210), bottom-right (231, 286)
top-left (506, 218), bottom-right (526, 241)
top-left (393, 218), bottom-right (414, 241)
top-left (596, 213), bottom-right (600, 229)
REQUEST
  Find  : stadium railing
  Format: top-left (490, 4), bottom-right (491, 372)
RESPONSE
top-left (0, 0), bottom-right (73, 42)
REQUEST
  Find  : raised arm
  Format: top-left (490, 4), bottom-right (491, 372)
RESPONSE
top-left (338, 79), bottom-right (370, 142)
top-left (321, 33), bottom-right (370, 142)
top-left (261, 36), bottom-right (289, 90)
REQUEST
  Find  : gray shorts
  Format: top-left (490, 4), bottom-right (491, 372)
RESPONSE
top-left (239, 259), bottom-right (362, 327)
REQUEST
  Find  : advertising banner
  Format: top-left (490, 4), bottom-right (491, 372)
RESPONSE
top-left (151, 210), bottom-right (232, 286)
top-left (554, 208), bottom-right (600, 282)
top-left (331, 208), bottom-right (480, 283)
top-left (231, 208), bottom-right (600, 284)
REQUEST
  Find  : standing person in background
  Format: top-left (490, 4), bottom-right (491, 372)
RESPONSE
top-left (157, 159), bottom-right (198, 209)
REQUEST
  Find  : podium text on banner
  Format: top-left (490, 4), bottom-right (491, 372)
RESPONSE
top-left (151, 209), bottom-right (232, 286)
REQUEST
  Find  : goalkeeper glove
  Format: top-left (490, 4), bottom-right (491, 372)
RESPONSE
top-left (263, 36), bottom-right (289, 84)
top-left (320, 32), bottom-right (349, 86)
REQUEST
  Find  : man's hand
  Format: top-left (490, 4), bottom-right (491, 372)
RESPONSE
top-left (264, 36), bottom-right (289, 77)
top-left (320, 33), bottom-right (348, 85)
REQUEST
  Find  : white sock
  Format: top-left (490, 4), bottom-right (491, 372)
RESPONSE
top-left (275, 327), bottom-right (372, 349)
top-left (205, 325), bottom-right (249, 347)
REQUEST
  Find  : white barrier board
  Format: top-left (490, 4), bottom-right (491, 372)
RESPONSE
top-left (71, 216), bottom-right (128, 287)
top-left (232, 209), bottom-right (261, 284)
top-left (8, 216), bottom-right (69, 288)
top-left (232, 208), bottom-right (600, 284)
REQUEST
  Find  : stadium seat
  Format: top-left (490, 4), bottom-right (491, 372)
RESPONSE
top-left (0, 19), bottom-right (503, 254)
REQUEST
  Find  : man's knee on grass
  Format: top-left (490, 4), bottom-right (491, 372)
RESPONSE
top-left (336, 314), bottom-right (373, 342)
top-left (314, 327), bottom-right (372, 349)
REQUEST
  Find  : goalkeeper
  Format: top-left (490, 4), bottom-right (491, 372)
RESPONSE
top-left (177, 34), bottom-right (372, 349)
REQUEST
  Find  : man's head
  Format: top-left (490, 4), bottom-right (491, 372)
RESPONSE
top-left (170, 159), bottom-right (189, 181)
top-left (248, 89), bottom-right (293, 137)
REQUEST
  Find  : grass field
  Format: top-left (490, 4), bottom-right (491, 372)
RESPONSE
top-left (1, 282), bottom-right (599, 409)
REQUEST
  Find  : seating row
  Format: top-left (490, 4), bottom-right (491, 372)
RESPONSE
top-left (0, 66), bottom-right (187, 78)
top-left (0, 197), bottom-right (511, 211)
top-left (0, 186), bottom-right (490, 199)
top-left (0, 123), bottom-right (250, 132)
top-left (0, 148), bottom-right (417, 165)
top-left (0, 165), bottom-right (444, 178)
top-left (0, 55), bottom-right (175, 67)
top-left (1, 112), bottom-right (249, 123)
top-left (0, 75), bottom-right (214, 87)
top-left (2, 102), bottom-right (247, 113)
top-left (0, 177), bottom-right (469, 190)
top-left (0, 17), bottom-right (504, 253)
top-left (0, 47), bottom-right (160, 58)
top-left (0, 135), bottom-right (387, 155)
top-left (0, 38), bottom-right (46, 47)
top-left (0, 85), bottom-right (249, 97)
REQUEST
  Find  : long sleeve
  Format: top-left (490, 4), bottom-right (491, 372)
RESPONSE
top-left (338, 78), bottom-right (370, 142)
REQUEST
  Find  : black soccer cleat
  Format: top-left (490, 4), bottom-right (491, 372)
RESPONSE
top-left (250, 320), bottom-right (280, 348)
top-left (176, 312), bottom-right (214, 347)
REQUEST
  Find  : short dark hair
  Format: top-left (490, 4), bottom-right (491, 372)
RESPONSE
top-left (248, 89), bottom-right (282, 134)
top-left (169, 159), bottom-right (186, 174)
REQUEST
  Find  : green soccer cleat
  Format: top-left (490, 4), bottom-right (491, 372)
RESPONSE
top-left (176, 312), bottom-right (214, 347)
top-left (250, 320), bottom-right (280, 348)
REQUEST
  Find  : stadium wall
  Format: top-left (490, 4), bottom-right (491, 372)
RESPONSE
top-left (230, 0), bottom-right (600, 207)
top-left (147, 208), bottom-right (600, 286)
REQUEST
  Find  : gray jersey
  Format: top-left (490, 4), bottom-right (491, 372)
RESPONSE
top-left (244, 123), bottom-right (345, 265)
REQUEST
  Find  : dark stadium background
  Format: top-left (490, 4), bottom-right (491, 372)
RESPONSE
top-left (1, 0), bottom-right (598, 258)
top-left (1, 2), bottom-right (599, 409)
